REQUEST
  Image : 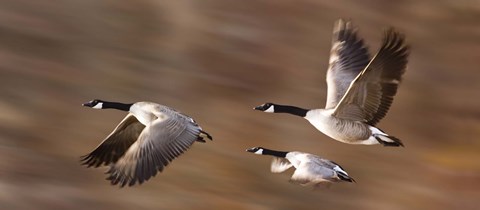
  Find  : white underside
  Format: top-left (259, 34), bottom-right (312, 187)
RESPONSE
top-left (285, 152), bottom-right (345, 184)
top-left (304, 109), bottom-right (385, 145)
top-left (361, 136), bottom-right (381, 145)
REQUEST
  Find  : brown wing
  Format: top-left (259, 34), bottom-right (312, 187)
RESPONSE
top-left (325, 19), bottom-right (370, 109)
top-left (105, 111), bottom-right (203, 187)
top-left (332, 28), bottom-right (409, 124)
top-left (81, 114), bottom-right (145, 167)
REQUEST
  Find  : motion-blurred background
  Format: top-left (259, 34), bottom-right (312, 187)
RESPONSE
top-left (0, 0), bottom-right (479, 209)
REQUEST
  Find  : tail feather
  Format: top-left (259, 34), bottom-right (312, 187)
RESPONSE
top-left (337, 171), bottom-right (356, 183)
top-left (369, 127), bottom-right (404, 147)
top-left (374, 134), bottom-right (404, 147)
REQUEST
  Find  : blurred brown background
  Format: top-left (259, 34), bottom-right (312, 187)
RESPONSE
top-left (0, 0), bottom-right (479, 209)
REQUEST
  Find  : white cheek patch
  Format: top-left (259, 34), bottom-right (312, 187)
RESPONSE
top-left (92, 102), bottom-right (103, 109)
top-left (254, 149), bottom-right (264, 155)
top-left (264, 106), bottom-right (274, 113)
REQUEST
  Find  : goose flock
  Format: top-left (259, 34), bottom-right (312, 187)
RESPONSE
top-left (81, 19), bottom-right (409, 188)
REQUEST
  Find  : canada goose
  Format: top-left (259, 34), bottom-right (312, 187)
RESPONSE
top-left (81, 99), bottom-right (212, 187)
top-left (246, 147), bottom-right (355, 187)
top-left (254, 19), bottom-right (409, 146)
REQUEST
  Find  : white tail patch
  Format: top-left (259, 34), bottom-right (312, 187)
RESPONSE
top-left (333, 165), bottom-right (348, 175)
top-left (368, 126), bottom-right (403, 146)
top-left (361, 126), bottom-right (390, 145)
top-left (376, 135), bottom-right (395, 143)
top-left (369, 127), bottom-right (394, 143)
top-left (369, 126), bottom-right (387, 136)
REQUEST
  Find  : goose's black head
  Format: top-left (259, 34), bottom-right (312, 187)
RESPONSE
top-left (254, 103), bottom-right (275, 113)
top-left (82, 99), bottom-right (105, 109)
top-left (83, 99), bottom-right (133, 111)
top-left (246, 147), bottom-right (265, 154)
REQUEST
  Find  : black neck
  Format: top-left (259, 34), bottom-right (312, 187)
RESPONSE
top-left (274, 104), bottom-right (309, 117)
top-left (103, 101), bottom-right (132, 111)
top-left (262, 148), bottom-right (288, 158)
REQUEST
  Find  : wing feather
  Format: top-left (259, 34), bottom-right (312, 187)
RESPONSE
top-left (81, 114), bottom-right (144, 167)
top-left (270, 157), bottom-right (293, 173)
top-left (332, 28), bottom-right (409, 124)
top-left (325, 19), bottom-right (370, 109)
top-left (106, 110), bottom-right (203, 187)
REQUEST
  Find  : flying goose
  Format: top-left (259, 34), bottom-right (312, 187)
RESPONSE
top-left (254, 19), bottom-right (409, 146)
top-left (81, 99), bottom-right (212, 187)
top-left (247, 147), bottom-right (355, 187)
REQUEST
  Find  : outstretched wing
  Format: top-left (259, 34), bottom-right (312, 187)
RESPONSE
top-left (325, 19), bottom-right (370, 109)
top-left (81, 114), bottom-right (144, 167)
top-left (270, 157), bottom-right (293, 173)
top-left (106, 110), bottom-right (202, 187)
top-left (332, 28), bottom-right (409, 125)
